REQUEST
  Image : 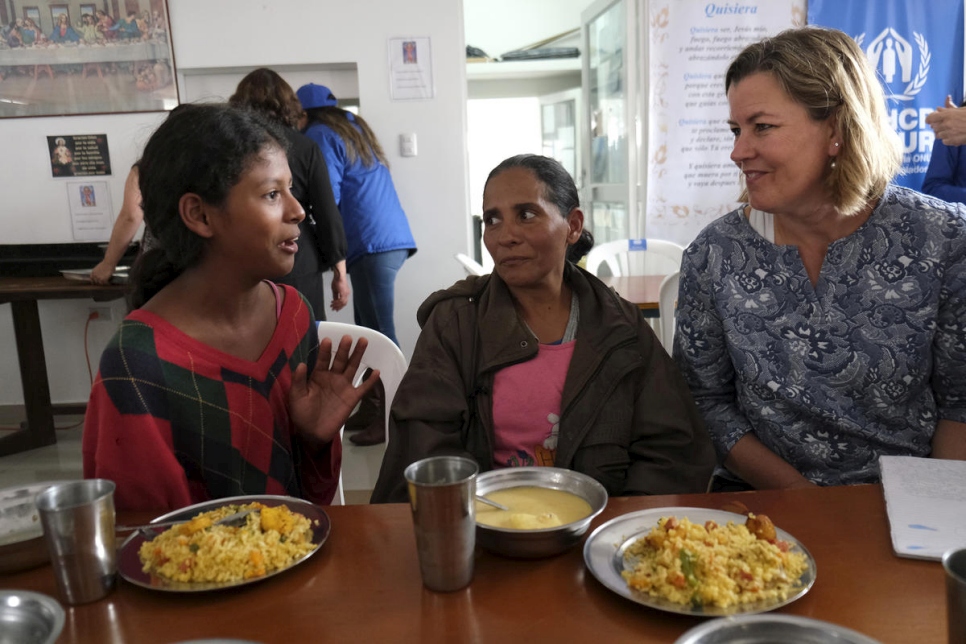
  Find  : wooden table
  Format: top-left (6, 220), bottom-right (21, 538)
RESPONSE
top-left (2, 484), bottom-right (943, 643)
top-left (0, 276), bottom-right (127, 456)
top-left (600, 275), bottom-right (665, 315)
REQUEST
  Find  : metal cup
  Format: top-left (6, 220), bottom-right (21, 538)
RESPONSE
top-left (35, 479), bottom-right (117, 605)
top-left (945, 547), bottom-right (966, 644)
top-left (404, 456), bottom-right (478, 592)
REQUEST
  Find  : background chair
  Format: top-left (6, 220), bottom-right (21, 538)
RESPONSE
top-left (585, 238), bottom-right (685, 338)
top-left (584, 238), bottom-right (684, 278)
top-left (455, 252), bottom-right (487, 276)
top-left (316, 321), bottom-right (408, 505)
top-left (658, 271), bottom-right (681, 352)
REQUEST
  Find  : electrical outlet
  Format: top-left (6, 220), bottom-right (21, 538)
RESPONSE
top-left (89, 306), bottom-right (113, 322)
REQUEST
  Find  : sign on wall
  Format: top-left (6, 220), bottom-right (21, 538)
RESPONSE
top-left (808, 0), bottom-right (965, 191)
top-left (644, 0), bottom-right (806, 247)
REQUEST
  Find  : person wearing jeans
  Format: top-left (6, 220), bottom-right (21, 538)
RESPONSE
top-left (298, 83), bottom-right (417, 445)
top-left (349, 249), bottom-right (410, 345)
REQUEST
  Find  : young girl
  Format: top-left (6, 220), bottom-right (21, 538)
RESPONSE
top-left (83, 104), bottom-right (378, 511)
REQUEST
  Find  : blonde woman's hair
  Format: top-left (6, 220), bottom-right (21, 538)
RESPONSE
top-left (303, 107), bottom-right (389, 168)
top-left (725, 26), bottom-right (902, 216)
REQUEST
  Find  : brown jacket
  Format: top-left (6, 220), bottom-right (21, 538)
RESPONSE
top-left (371, 264), bottom-right (715, 503)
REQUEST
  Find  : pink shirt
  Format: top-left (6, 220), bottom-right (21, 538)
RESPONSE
top-left (491, 341), bottom-right (576, 468)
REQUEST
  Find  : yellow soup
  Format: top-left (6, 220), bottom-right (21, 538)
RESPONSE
top-left (475, 486), bottom-right (592, 530)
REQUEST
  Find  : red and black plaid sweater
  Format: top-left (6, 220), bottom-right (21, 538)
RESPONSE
top-left (82, 285), bottom-right (341, 511)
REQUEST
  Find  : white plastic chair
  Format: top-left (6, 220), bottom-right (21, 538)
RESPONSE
top-left (658, 271), bottom-right (681, 352)
top-left (316, 321), bottom-right (408, 505)
top-left (584, 238), bottom-right (684, 278)
top-left (585, 238), bottom-right (685, 338)
top-left (455, 252), bottom-right (487, 276)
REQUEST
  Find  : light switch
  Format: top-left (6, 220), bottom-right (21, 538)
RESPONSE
top-left (399, 133), bottom-right (417, 157)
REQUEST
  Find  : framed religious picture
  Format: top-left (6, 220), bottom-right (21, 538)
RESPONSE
top-left (0, 0), bottom-right (179, 118)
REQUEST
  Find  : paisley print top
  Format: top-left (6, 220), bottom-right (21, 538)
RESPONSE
top-left (673, 185), bottom-right (966, 485)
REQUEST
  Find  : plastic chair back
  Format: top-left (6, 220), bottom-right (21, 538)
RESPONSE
top-left (455, 253), bottom-right (487, 276)
top-left (316, 321), bottom-right (408, 504)
top-left (658, 271), bottom-right (681, 351)
top-left (584, 238), bottom-right (684, 278)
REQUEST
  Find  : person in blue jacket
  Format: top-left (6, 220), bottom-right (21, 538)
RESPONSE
top-left (923, 97), bottom-right (966, 205)
top-left (297, 83), bottom-right (417, 446)
top-left (296, 83), bottom-right (417, 345)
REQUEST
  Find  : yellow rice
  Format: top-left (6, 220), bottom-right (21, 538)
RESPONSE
top-left (621, 515), bottom-right (808, 609)
top-left (138, 502), bottom-right (315, 583)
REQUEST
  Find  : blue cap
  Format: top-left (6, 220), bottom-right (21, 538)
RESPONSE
top-left (297, 83), bottom-right (338, 109)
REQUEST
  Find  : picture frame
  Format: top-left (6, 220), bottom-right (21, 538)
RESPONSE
top-left (0, 0), bottom-right (179, 118)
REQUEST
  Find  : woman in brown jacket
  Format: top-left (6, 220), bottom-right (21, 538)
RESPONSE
top-left (372, 155), bottom-right (714, 502)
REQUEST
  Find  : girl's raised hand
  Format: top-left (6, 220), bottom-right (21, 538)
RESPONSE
top-left (289, 335), bottom-right (380, 444)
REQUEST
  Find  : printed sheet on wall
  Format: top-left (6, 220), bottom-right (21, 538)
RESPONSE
top-left (644, 0), bottom-right (806, 247)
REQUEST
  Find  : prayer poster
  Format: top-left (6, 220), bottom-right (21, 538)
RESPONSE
top-left (47, 134), bottom-right (111, 177)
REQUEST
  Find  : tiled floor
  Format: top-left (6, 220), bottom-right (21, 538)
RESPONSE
top-left (0, 408), bottom-right (382, 504)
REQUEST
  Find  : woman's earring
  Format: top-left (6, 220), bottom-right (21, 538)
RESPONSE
top-left (830, 159), bottom-right (837, 169)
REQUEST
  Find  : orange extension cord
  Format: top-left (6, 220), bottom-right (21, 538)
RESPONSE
top-left (0, 310), bottom-right (98, 432)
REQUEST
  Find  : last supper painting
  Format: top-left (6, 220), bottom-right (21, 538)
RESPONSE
top-left (0, 0), bottom-right (177, 117)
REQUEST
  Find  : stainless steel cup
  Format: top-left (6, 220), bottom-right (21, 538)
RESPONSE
top-left (404, 456), bottom-right (478, 592)
top-left (35, 479), bottom-right (117, 605)
top-left (945, 547), bottom-right (966, 644)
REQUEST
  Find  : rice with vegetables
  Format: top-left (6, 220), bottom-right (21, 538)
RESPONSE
top-left (621, 514), bottom-right (808, 609)
top-left (138, 502), bottom-right (315, 583)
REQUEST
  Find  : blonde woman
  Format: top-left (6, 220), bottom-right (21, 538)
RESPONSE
top-left (674, 27), bottom-right (966, 490)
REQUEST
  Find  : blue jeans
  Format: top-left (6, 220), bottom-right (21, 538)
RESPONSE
top-left (348, 249), bottom-right (409, 346)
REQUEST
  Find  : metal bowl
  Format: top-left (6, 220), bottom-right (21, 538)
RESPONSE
top-left (475, 467), bottom-right (608, 558)
top-left (0, 481), bottom-right (67, 574)
top-left (0, 591), bottom-right (65, 644)
top-left (675, 615), bottom-right (883, 644)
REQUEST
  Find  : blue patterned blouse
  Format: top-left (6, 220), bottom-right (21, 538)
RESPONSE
top-left (673, 185), bottom-right (966, 485)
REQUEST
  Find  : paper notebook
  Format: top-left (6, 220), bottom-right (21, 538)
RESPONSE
top-left (880, 455), bottom-right (966, 560)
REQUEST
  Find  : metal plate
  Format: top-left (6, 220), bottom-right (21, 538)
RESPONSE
top-left (583, 507), bottom-right (817, 616)
top-left (0, 590), bottom-right (65, 644)
top-left (675, 614), bottom-right (882, 643)
top-left (118, 495), bottom-right (329, 592)
top-left (0, 481), bottom-right (68, 574)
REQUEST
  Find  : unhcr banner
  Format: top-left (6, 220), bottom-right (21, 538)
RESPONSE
top-left (808, 0), bottom-right (965, 190)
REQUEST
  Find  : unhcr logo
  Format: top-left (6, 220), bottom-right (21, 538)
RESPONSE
top-left (855, 27), bottom-right (930, 101)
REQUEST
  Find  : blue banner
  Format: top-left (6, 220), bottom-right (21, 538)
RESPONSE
top-left (808, 0), bottom-right (965, 190)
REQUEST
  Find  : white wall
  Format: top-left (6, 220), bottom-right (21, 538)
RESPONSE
top-left (0, 0), bottom-right (469, 406)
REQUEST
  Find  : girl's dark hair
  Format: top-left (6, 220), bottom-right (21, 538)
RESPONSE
top-left (303, 107), bottom-right (388, 167)
top-left (228, 68), bottom-right (303, 128)
top-left (484, 154), bottom-right (593, 262)
top-left (131, 103), bottom-right (289, 308)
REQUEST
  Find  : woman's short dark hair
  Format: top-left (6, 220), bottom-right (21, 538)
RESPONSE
top-left (485, 154), bottom-right (579, 215)
top-left (131, 103), bottom-right (289, 307)
top-left (484, 154), bottom-right (594, 262)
